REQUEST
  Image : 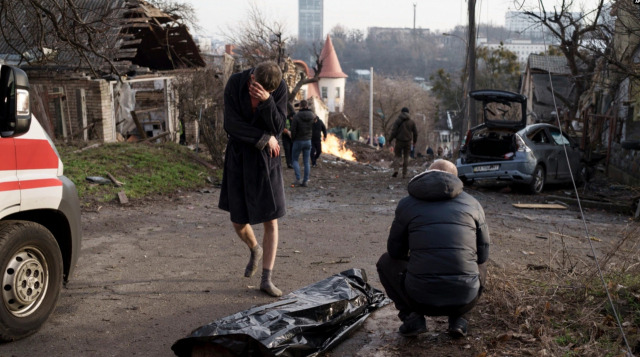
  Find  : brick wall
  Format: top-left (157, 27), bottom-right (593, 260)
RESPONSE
top-left (26, 71), bottom-right (112, 142)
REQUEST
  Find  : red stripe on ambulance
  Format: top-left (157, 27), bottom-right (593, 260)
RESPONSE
top-left (19, 179), bottom-right (63, 190)
top-left (0, 182), bottom-right (20, 191)
top-left (0, 139), bottom-right (16, 171)
top-left (14, 139), bottom-right (59, 170)
top-left (0, 179), bottom-right (61, 192)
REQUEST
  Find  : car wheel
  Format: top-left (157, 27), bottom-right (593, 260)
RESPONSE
top-left (0, 221), bottom-right (63, 341)
top-left (528, 165), bottom-right (545, 194)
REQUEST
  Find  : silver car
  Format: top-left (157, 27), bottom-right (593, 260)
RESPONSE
top-left (456, 90), bottom-right (585, 193)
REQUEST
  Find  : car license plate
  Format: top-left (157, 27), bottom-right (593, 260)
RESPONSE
top-left (473, 164), bottom-right (500, 173)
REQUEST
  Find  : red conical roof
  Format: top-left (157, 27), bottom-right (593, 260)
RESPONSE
top-left (318, 35), bottom-right (348, 78)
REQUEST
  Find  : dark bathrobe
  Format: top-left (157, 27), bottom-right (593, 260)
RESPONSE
top-left (218, 68), bottom-right (288, 224)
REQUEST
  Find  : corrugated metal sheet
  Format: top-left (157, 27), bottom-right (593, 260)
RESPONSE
top-left (528, 55), bottom-right (571, 75)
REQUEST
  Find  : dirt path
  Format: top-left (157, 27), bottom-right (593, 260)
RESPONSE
top-left (0, 154), bottom-right (634, 356)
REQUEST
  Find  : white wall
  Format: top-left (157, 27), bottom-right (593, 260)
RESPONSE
top-left (318, 77), bottom-right (346, 112)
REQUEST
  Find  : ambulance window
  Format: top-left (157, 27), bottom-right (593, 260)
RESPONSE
top-left (0, 68), bottom-right (15, 134)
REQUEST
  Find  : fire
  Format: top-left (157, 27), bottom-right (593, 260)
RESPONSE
top-left (322, 133), bottom-right (356, 161)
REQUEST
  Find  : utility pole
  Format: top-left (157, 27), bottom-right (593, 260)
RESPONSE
top-left (413, 3), bottom-right (416, 30)
top-left (369, 67), bottom-right (374, 147)
top-left (466, 0), bottom-right (477, 129)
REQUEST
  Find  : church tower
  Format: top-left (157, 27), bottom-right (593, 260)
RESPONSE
top-left (317, 34), bottom-right (347, 112)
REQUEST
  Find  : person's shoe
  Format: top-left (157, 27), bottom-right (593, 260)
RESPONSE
top-left (398, 312), bottom-right (427, 337)
top-left (391, 171), bottom-right (398, 178)
top-left (287, 164), bottom-right (293, 169)
top-left (301, 181), bottom-right (308, 187)
top-left (448, 316), bottom-right (468, 338)
top-left (312, 164), bottom-right (317, 167)
top-left (293, 180), bottom-right (302, 187)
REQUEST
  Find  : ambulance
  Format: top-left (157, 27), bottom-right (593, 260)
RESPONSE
top-left (0, 65), bottom-right (81, 340)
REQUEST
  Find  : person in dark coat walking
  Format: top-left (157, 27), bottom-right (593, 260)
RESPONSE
top-left (311, 116), bottom-right (327, 167)
top-left (282, 104), bottom-right (294, 169)
top-left (218, 61), bottom-right (288, 297)
top-left (290, 100), bottom-right (316, 187)
top-left (376, 159), bottom-right (490, 337)
top-left (389, 107), bottom-right (418, 178)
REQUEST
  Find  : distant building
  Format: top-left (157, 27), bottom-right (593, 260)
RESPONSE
top-left (505, 11), bottom-right (582, 43)
top-left (292, 34), bottom-right (347, 113)
top-left (367, 27), bottom-right (430, 42)
top-left (194, 36), bottom-right (213, 55)
top-left (298, 0), bottom-right (323, 42)
top-left (482, 39), bottom-right (548, 64)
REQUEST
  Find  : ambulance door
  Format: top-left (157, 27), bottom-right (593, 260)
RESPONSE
top-left (0, 137), bottom-right (20, 217)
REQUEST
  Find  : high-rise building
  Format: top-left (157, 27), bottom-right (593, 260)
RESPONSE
top-left (298, 0), bottom-right (323, 43)
top-left (505, 11), bottom-right (582, 43)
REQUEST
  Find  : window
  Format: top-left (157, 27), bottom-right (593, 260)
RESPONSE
top-left (549, 127), bottom-right (571, 145)
top-left (335, 87), bottom-right (340, 98)
top-left (321, 87), bottom-right (327, 98)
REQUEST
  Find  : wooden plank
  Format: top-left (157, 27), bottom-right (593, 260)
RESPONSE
top-left (106, 172), bottom-right (123, 187)
top-left (130, 111), bottom-right (147, 139)
top-left (134, 107), bottom-right (163, 114)
top-left (512, 203), bottom-right (568, 210)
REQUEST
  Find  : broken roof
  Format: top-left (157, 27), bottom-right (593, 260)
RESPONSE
top-left (527, 55), bottom-right (571, 75)
top-left (0, 0), bottom-right (204, 73)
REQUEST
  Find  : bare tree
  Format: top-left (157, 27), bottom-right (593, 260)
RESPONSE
top-left (0, 0), bottom-right (200, 77)
top-left (224, 3), bottom-right (322, 102)
top-left (345, 75), bottom-right (437, 152)
top-left (147, 0), bottom-right (200, 31)
top-left (0, 0), bottom-right (124, 75)
top-left (523, 0), bottom-right (608, 117)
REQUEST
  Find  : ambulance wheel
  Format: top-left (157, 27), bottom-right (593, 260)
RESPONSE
top-left (0, 221), bottom-right (63, 341)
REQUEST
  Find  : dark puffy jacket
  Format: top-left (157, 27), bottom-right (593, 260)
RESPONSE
top-left (312, 118), bottom-right (327, 141)
top-left (388, 112), bottom-right (418, 144)
top-left (387, 170), bottom-right (490, 307)
top-left (291, 109), bottom-right (315, 141)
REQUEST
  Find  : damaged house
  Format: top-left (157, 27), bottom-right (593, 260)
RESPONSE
top-left (520, 55), bottom-right (576, 125)
top-left (0, 0), bottom-right (205, 143)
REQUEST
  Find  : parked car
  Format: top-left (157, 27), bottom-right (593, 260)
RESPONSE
top-left (456, 89), bottom-right (585, 193)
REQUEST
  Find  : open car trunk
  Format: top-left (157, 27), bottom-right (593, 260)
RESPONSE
top-left (460, 90), bottom-right (527, 164)
top-left (465, 127), bottom-right (519, 163)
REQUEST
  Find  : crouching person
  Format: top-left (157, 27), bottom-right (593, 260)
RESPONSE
top-left (376, 159), bottom-right (489, 337)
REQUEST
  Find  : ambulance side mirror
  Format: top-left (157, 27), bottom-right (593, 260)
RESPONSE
top-left (0, 65), bottom-right (31, 138)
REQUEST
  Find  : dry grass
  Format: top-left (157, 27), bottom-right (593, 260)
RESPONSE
top-left (476, 224), bottom-right (640, 356)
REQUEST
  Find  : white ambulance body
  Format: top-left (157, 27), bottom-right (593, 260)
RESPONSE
top-left (0, 65), bottom-right (81, 341)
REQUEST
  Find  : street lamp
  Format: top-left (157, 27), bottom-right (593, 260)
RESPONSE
top-left (442, 33), bottom-right (466, 45)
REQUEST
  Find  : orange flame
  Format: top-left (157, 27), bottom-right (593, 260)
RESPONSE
top-left (322, 133), bottom-right (356, 161)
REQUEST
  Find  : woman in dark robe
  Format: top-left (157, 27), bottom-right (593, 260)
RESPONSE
top-left (218, 61), bottom-right (288, 297)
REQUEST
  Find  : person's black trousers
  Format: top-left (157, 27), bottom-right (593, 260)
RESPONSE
top-left (376, 252), bottom-right (486, 321)
top-left (311, 139), bottom-right (322, 166)
top-left (283, 134), bottom-right (293, 167)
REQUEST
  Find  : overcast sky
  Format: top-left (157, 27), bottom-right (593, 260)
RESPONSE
top-left (184, 0), bottom-right (517, 39)
top-left (182, 0), bottom-right (604, 40)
